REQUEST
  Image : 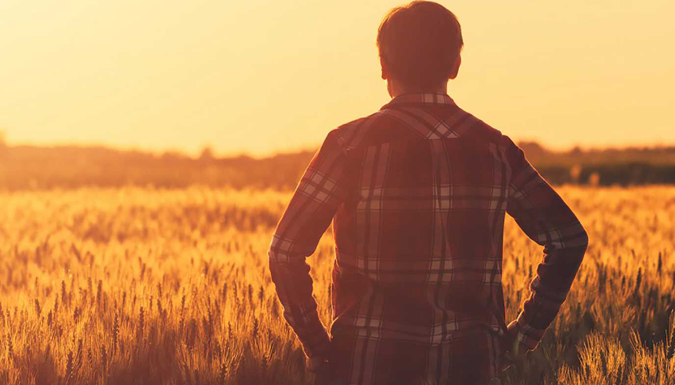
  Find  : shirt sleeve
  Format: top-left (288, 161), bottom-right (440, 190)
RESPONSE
top-left (504, 137), bottom-right (589, 352)
top-left (268, 130), bottom-right (350, 358)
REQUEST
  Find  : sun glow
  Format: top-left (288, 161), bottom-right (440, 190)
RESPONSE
top-left (1, 0), bottom-right (673, 156)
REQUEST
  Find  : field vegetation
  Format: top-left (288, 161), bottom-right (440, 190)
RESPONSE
top-left (0, 186), bottom-right (674, 384)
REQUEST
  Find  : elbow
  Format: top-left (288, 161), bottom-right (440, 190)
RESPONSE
top-left (580, 228), bottom-right (589, 249)
top-left (577, 222), bottom-right (589, 249)
top-left (569, 225), bottom-right (589, 253)
top-left (574, 228), bottom-right (588, 269)
top-left (551, 223), bottom-right (588, 252)
top-left (571, 226), bottom-right (589, 266)
top-left (268, 249), bottom-right (285, 284)
top-left (268, 249), bottom-right (282, 266)
top-left (268, 249), bottom-right (283, 271)
top-left (569, 220), bottom-right (589, 250)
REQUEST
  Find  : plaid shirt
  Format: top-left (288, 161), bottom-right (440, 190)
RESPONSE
top-left (268, 93), bottom-right (588, 385)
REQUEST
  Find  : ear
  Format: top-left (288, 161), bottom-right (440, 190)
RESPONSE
top-left (448, 54), bottom-right (462, 80)
top-left (380, 56), bottom-right (389, 80)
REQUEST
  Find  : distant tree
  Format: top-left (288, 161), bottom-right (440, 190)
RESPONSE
top-left (569, 146), bottom-right (583, 155)
top-left (0, 130), bottom-right (7, 154)
top-left (517, 141), bottom-right (549, 161)
top-left (161, 150), bottom-right (187, 162)
top-left (199, 146), bottom-right (215, 161)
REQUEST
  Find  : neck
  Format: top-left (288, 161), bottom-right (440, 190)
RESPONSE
top-left (388, 79), bottom-right (448, 98)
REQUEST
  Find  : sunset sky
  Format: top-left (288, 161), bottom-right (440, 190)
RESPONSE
top-left (1, 0), bottom-right (673, 157)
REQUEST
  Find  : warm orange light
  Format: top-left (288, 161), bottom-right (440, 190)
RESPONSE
top-left (0, 0), bottom-right (673, 156)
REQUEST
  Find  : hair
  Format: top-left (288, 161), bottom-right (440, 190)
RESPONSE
top-left (377, 1), bottom-right (463, 90)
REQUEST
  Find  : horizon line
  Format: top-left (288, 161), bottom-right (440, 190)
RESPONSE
top-left (5, 138), bottom-right (675, 161)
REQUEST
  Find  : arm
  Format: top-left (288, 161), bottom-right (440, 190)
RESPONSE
top-left (268, 130), bottom-right (349, 359)
top-left (504, 138), bottom-right (589, 354)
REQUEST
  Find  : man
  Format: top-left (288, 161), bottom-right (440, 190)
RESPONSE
top-left (268, 2), bottom-right (588, 384)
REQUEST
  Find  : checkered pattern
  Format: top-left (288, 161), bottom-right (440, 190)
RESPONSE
top-left (268, 93), bottom-right (588, 385)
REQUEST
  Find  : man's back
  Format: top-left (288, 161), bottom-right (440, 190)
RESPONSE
top-left (268, 2), bottom-right (588, 384)
top-left (268, 93), bottom-right (588, 385)
top-left (330, 93), bottom-right (513, 385)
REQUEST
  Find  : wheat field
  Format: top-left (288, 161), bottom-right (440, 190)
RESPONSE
top-left (0, 186), bottom-right (674, 385)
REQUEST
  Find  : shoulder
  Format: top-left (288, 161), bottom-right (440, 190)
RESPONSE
top-left (329, 111), bottom-right (388, 153)
top-left (457, 108), bottom-right (517, 150)
top-left (460, 111), bottom-right (530, 171)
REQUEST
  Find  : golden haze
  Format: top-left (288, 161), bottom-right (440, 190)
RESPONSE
top-left (0, 0), bottom-right (673, 156)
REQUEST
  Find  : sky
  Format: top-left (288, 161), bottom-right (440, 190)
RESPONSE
top-left (1, 0), bottom-right (673, 157)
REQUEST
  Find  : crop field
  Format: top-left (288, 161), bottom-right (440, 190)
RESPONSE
top-left (0, 186), bottom-right (674, 385)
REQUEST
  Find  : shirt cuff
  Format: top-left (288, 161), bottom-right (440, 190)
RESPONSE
top-left (507, 319), bottom-right (545, 352)
top-left (302, 328), bottom-right (331, 358)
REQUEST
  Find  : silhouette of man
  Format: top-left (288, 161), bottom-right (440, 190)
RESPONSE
top-left (268, 2), bottom-right (588, 384)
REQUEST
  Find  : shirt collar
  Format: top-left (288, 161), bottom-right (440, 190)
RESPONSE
top-left (381, 92), bottom-right (456, 110)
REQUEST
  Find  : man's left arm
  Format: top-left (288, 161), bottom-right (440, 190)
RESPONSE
top-left (268, 130), bottom-right (349, 361)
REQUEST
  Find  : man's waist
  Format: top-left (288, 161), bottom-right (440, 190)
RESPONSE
top-left (331, 316), bottom-right (503, 342)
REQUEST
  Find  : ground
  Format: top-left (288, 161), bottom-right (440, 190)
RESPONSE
top-left (0, 186), bottom-right (673, 385)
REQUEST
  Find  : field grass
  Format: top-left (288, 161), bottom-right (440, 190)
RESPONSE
top-left (0, 186), bottom-right (674, 385)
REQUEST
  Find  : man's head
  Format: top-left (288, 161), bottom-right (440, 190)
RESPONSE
top-left (377, 1), bottom-right (463, 96)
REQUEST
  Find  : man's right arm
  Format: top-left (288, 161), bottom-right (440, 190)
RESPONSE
top-left (504, 137), bottom-right (589, 353)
